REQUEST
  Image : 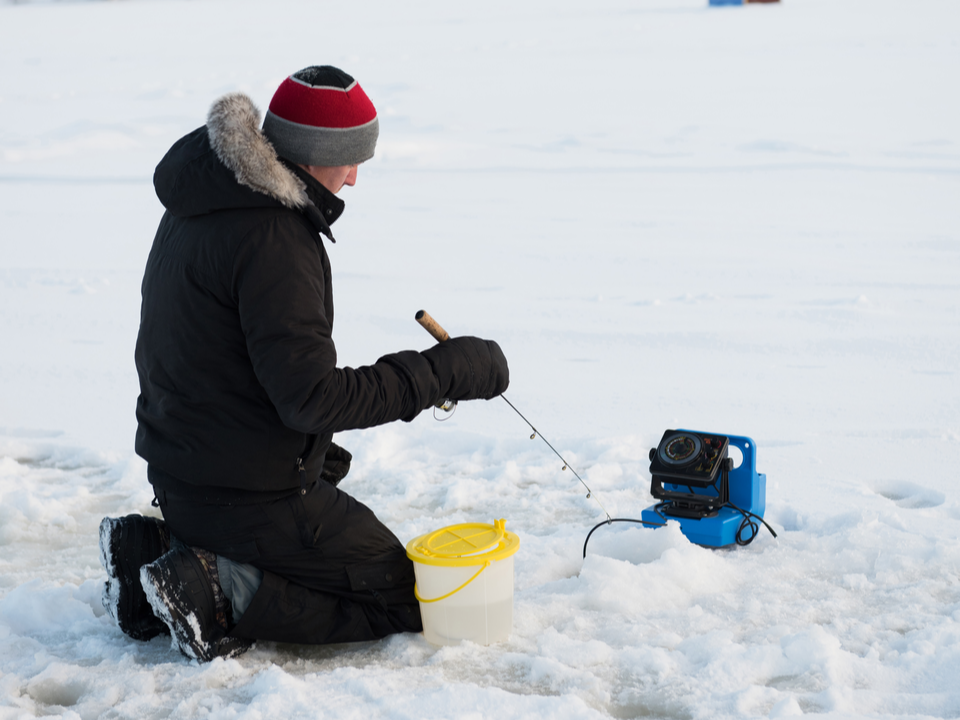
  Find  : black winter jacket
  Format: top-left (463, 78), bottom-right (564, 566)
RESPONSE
top-left (135, 93), bottom-right (441, 495)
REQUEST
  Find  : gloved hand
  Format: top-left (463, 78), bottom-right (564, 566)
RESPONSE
top-left (320, 442), bottom-right (352, 487)
top-left (421, 336), bottom-right (509, 402)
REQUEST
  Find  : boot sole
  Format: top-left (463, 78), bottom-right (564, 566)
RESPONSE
top-left (140, 550), bottom-right (252, 662)
top-left (99, 515), bottom-right (169, 641)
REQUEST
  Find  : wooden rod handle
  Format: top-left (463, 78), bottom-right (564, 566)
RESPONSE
top-left (415, 309), bottom-right (450, 343)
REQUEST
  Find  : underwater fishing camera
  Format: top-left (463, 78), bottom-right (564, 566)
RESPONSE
top-left (580, 428), bottom-right (775, 557)
top-left (640, 430), bottom-right (769, 548)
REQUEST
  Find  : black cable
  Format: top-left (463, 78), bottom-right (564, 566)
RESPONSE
top-left (736, 515), bottom-right (759, 546)
top-left (724, 500), bottom-right (778, 546)
top-left (581, 502), bottom-right (777, 557)
top-left (582, 517), bottom-right (666, 559)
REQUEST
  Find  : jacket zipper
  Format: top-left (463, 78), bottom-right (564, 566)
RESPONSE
top-left (297, 456), bottom-right (308, 496)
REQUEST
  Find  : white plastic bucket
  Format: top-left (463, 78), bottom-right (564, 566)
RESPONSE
top-left (406, 519), bottom-right (520, 647)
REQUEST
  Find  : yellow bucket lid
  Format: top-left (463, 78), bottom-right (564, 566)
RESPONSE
top-left (406, 519), bottom-right (520, 567)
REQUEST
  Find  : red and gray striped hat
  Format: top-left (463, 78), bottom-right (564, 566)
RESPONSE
top-left (262, 66), bottom-right (379, 167)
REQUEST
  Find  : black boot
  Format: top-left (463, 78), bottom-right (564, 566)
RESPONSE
top-left (139, 547), bottom-right (253, 662)
top-left (99, 514), bottom-right (170, 641)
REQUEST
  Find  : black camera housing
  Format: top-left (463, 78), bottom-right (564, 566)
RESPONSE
top-left (648, 430), bottom-right (731, 519)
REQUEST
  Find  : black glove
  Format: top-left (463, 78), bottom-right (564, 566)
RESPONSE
top-left (421, 336), bottom-right (509, 402)
top-left (320, 442), bottom-right (352, 487)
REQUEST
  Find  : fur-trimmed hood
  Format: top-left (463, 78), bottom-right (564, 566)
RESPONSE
top-left (153, 93), bottom-right (342, 238)
top-left (206, 93), bottom-right (308, 210)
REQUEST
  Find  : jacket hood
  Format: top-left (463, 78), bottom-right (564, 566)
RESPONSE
top-left (153, 93), bottom-right (342, 238)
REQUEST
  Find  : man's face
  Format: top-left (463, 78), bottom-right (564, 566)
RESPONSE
top-left (302, 164), bottom-right (359, 194)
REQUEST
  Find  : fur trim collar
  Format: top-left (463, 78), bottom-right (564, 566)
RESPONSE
top-left (206, 93), bottom-right (308, 210)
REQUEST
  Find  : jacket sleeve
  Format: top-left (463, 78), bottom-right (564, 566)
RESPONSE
top-left (233, 215), bottom-right (440, 435)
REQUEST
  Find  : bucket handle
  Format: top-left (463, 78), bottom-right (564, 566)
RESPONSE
top-left (414, 561), bottom-right (491, 604)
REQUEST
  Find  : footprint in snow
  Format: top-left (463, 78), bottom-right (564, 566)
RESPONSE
top-left (871, 480), bottom-right (944, 509)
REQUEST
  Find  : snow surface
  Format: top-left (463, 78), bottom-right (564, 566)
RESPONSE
top-left (1, 0), bottom-right (959, 717)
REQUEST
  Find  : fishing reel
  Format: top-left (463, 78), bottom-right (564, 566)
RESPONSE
top-left (415, 310), bottom-right (459, 419)
top-left (434, 397), bottom-right (457, 420)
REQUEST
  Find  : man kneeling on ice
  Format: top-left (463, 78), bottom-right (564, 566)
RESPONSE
top-left (99, 66), bottom-right (509, 661)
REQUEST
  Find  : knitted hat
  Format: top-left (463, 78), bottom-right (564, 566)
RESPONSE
top-left (262, 66), bottom-right (379, 167)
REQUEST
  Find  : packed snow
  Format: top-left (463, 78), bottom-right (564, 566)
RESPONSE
top-left (1, 0), bottom-right (958, 718)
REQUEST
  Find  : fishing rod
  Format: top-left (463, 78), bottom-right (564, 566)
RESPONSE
top-left (414, 309), bottom-right (613, 521)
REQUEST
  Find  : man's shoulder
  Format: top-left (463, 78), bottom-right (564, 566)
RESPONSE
top-left (149, 203), bottom-right (324, 291)
top-left (231, 204), bottom-right (324, 251)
